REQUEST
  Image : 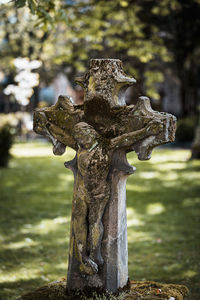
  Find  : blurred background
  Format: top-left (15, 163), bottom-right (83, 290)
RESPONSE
top-left (0, 0), bottom-right (200, 299)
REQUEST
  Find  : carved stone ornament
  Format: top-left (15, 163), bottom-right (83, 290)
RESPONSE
top-left (33, 59), bottom-right (176, 294)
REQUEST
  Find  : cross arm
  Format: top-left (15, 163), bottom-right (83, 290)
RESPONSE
top-left (33, 110), bottom-right (78, 154)
top-left (109, 120), bottom-right (163, 150)
top-left (33, 95), bottom-right (83, 153)
top-left (46, 122), bottom-right (77, 151)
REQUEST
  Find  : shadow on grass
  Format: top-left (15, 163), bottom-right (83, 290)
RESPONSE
top-left (126, 151), bottom-right (200, 300)
top-left (0, 150), bottom-right (74, 299)
top-left (0, 278), bottom-right (49, 300)
top-left (0, 144), bottom-right (199, 299)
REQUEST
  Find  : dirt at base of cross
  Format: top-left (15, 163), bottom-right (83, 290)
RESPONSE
top-left (19, 277), bottom-right (189, 300)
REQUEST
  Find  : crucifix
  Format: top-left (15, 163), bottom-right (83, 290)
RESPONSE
top-left (33, 59), bottom-right (176, 294)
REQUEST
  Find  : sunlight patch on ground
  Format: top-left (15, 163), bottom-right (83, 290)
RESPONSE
top-left (55, 262), bottom-right (68, 271)
top-left (58, 173), bottom-right (74, 182)
top-left (128, 230), bottom-right (152, 242)
top-left (139, 171), bottom-right (158, 179)
top-left (146, 203), bottom-right (165, 215)
top-left (149, 150), bottom-right (190, 163)
top-left (21, 217), bottom-right (70, 235)
top-left (4, 238), bottom-right (38, 250)
top-left (0, 270), bottom-right (38, 283)
top-left (11, 145), bottom-right (53, 157)
top-left (127, 218), bottom-right (144, 227)
top-left (162, 172), bottom-right (179, 181)
top-left (182, 172), bottom-right (200, 180)
top-left (54, 237), bottom-right (69, 245)
top-left (183, 270), bottom-right (197, 278)
top-left (126, 183), bottom-right (150, 192)
top-left (0, 234), bottom-right (5, 242)
top-left (127, 207), bottom-right (144, 227)
top-left (11, 142), bottom-right (76, 158)
top-left (155, 162), bottom-right (186, 171)
top-left (53, 216), bottom-right (69, 224)
top-left (127, 207), bottom-right (136, 216)
top-left (162, 181), bottom-right (179, 188)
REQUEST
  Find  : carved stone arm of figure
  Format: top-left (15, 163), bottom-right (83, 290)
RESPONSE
top-left (109, 120), bottom-right (164, 150)
top-left (33, 110), bottom-right (66, 155)
top-left (47, 123), bottom-right (77, 151)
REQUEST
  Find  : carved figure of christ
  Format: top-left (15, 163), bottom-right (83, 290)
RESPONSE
top-left (62, 120), bottom-right (163, 276)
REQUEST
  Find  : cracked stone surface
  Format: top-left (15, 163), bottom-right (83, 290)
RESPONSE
top-left (33, 59), bottom-right (176, 293)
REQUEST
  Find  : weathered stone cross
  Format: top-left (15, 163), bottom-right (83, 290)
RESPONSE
top-left (33, 59), bottom-right (176, 294)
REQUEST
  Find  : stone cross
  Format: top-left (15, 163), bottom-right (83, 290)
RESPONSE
top-left (33, 59), bottom-right (176, 294)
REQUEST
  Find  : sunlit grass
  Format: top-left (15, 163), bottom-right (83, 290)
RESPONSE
top-left (0, 142), bottom-right (200, 299)
top-left (10, 141), bottom-right (56, 157)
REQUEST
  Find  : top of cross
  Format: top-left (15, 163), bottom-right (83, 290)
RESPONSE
top-left (76, 59), bottom-right (136, 107)
top-left (33, 59), bottom-right (176, 159)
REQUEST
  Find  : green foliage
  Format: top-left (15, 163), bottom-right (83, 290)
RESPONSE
top-left (0, 2), bottom-right (65, 87)
top-left (0, 143), bottom-right (200, 299)
top-left (0, 123), bottom-right (14, 167)
top-left (4, 0), bottom-right (170, 99)
top-left (14, 0), bottom-right (56, 24)
top-left (176, 117), bottom-right (197, 142)
top-left (15, 0), bottom-right (26, 8)
top-left (145, 70), bottom-right (164, 100)
top-left (2, 0), bottom-right (200, 115)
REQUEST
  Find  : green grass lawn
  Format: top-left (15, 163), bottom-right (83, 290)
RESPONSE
top-left (0, 142), bottom-right (200, 300)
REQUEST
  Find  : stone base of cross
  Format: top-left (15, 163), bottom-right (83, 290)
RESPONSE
top-left (33, 59), bottom-right (176, 294)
